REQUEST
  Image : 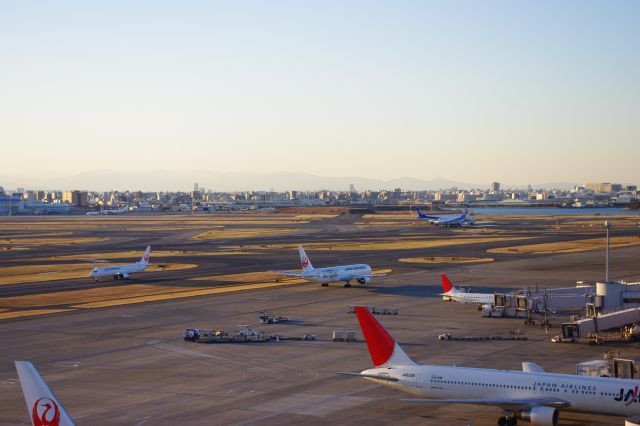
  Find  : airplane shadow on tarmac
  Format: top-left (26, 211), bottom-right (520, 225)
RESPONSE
top-left (367, 284), bottom-right (441, 298)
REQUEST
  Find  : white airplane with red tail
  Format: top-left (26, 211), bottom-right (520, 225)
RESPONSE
top-left (342, 306), bottom-right (640, 425)
top-left (440, 274), bottom-right (494, 307)
top-left (15, 361), bottom-right (75, 426)
top-left (272, 246), bottom-right (385, 287)
top-left (89, 246), bottom-right (151, 281)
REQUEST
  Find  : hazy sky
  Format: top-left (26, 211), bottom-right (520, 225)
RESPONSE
top-left (1, 1), bottom-right (639, 186)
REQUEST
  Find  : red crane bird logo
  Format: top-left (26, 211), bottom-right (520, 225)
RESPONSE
top-left (32, 398), bottom-right (60, 426)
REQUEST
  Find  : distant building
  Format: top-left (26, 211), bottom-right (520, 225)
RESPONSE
top-left (62, 190), bottom-right (88, 208)
top-left (349, 183), bottom-right (356, 193)
top-left (490, 182), bottom-right (500, 193)
top-left (585, 182), bottom-right (623, 193)
top-left (193, 182), bottom-right (199, 192)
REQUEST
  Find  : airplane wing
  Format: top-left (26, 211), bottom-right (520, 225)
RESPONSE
top-left (354, 273), bottom-right (387, 279)
top-left (403, 397), bottom-right (570, 410)
top-left (340, 273), bottom-right (386, 282)
top-left (270, 270), bottom-right (303, 278)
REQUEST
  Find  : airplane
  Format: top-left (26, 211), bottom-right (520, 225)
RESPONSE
top-left (342, 306), bottom-right (640, 426)
top-left (86, 205), bottom-right (129, 216)
top-left (89, 245), bottom-right (151, 280)
top-left (440, 274), bottom-right (494, 307)
top-left (271, 245), bottom-right (385, 287)
top-left (416, 207), bottom-right (475, 227)
top-left (15, 361), bottom-right (76, 426)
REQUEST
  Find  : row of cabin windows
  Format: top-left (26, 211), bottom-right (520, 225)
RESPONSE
top-left (431, 379), bottom-right (596, 395)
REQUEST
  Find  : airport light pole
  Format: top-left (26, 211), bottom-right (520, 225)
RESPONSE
top-left (604, 220), bottom-right (611, 283)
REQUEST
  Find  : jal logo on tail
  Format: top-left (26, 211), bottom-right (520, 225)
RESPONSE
top-left (32, 398), bottom-right (60, 426)
top-left (144, 252), bottom-right (149, 262)
top-left (301, 257), bottom-right (309, 268)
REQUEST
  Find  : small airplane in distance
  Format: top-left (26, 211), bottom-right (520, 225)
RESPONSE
top-left (89, 246), bottom-right (151, 280)
top-left (342, 306), bottom-right (640, 426)
top-left (440, 274), bottom-right (495, 307)
top-left (272, 245), bottom-right (385, 287)
top-left (416, 207), bottom-right (475, 227)
top-left (15, 361), bottom-right (76, 426)
top-left (86, 205), bottom-right (129, 215)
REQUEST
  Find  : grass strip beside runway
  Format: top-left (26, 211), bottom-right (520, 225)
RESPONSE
top-left (71, 280), bottom-right (306, 309)
top-left (0, 263), bottom-right (197, 286)
top-left (488, 236), bottom-right (640, 254)
top-left (0, 309), bottom-right (73, 320)
top-left (399, 257), bottom-right (494, 264)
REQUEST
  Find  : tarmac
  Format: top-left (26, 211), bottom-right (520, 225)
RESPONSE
top-left (1, 211), bottom-right (640, 425)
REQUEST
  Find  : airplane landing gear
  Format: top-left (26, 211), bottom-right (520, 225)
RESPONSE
top-left (321, 283), bottom-right (329, 287)
top-left (344, 280), bottom-right (352, 288)
top-left (497, 416), bottom-right (517, 426)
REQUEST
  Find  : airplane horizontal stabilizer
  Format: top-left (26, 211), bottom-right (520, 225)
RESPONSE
top-left (336, 372), bottom-right (398, 381)
top-left (270, 270), bottom-right (303, 277)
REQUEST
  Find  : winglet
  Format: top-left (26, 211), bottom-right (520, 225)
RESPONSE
top-left (441, 274), bottom-right (454, 293)
top-left (354, 306), bottom-right (416, 367)
top-left (15, 361), bottom-right (76, 426)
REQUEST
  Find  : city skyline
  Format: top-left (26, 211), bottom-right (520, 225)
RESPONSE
top-left (2, 1), bottom-right (639, 184)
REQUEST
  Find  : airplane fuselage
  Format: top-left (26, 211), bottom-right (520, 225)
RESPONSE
top-left (301, 264), bottom-right (372, 284)
top-left (446, 290), bottom-right (495, 305)
top-left (363, 364), bottom-right (640, 417)
top-left (90, 263), bottom-right (147, 280)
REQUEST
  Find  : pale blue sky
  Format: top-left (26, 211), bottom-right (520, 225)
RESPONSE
top-left (1, 1), bottom-right (639, 186)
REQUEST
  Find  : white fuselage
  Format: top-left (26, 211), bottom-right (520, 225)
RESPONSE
top-left (445, 289), bottom-right (494, 306)
top-left (301, 264), bottom-right (372, 284)
top-left (364, 364), bottom-right (640, 417)
top-left (90, 262), bottom-right (147, 280)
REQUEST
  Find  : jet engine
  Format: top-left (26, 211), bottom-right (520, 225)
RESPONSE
top-left (520, 406), bottom-right (558, 426)
top-left (357, 277), bottom-right (371, 285)
top-left (115, 272), bottom-right (130, 280)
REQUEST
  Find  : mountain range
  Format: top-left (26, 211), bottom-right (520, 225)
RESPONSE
top-left (0, 170), bottom-right (578, 192)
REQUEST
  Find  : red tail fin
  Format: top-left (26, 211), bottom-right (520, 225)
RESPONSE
top-left (354, 306), bottom-right (395, 367)
top-left (441, 274), bottom-right (453, 293)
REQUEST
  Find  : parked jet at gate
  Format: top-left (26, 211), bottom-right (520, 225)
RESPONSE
top-left (272, 246), bottom-right (385, 287)
top-left (441, 274), bottom-right (494, 307)
top-left (416, 207), bottom-right (475, 227)
top-left (343, 306), bottom-right (640, 425)
top-left (90, 246), bottom-right (151, 280)
top-left (15, 361), bottom-right (76, 426)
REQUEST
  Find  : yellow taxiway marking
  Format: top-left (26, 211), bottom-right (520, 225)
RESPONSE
top-left (191, 228), bottom-right (299, 240)
top-left (28, 250), bottom-right (252, 262)
top-left (192, 271), bottom-right (297, 282)
top-left (0, 284), bottom-right (211, 308)
top-left (0, 263), bottom-right (197, 286)
top-left (71, 280), bottom-right (306, 309)
top-left (399, 257), bottom-right (494, 264)
top-left (0, 309), bottom-right (73, 320)
top-left (488, 236), bottom-right (640, 254)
